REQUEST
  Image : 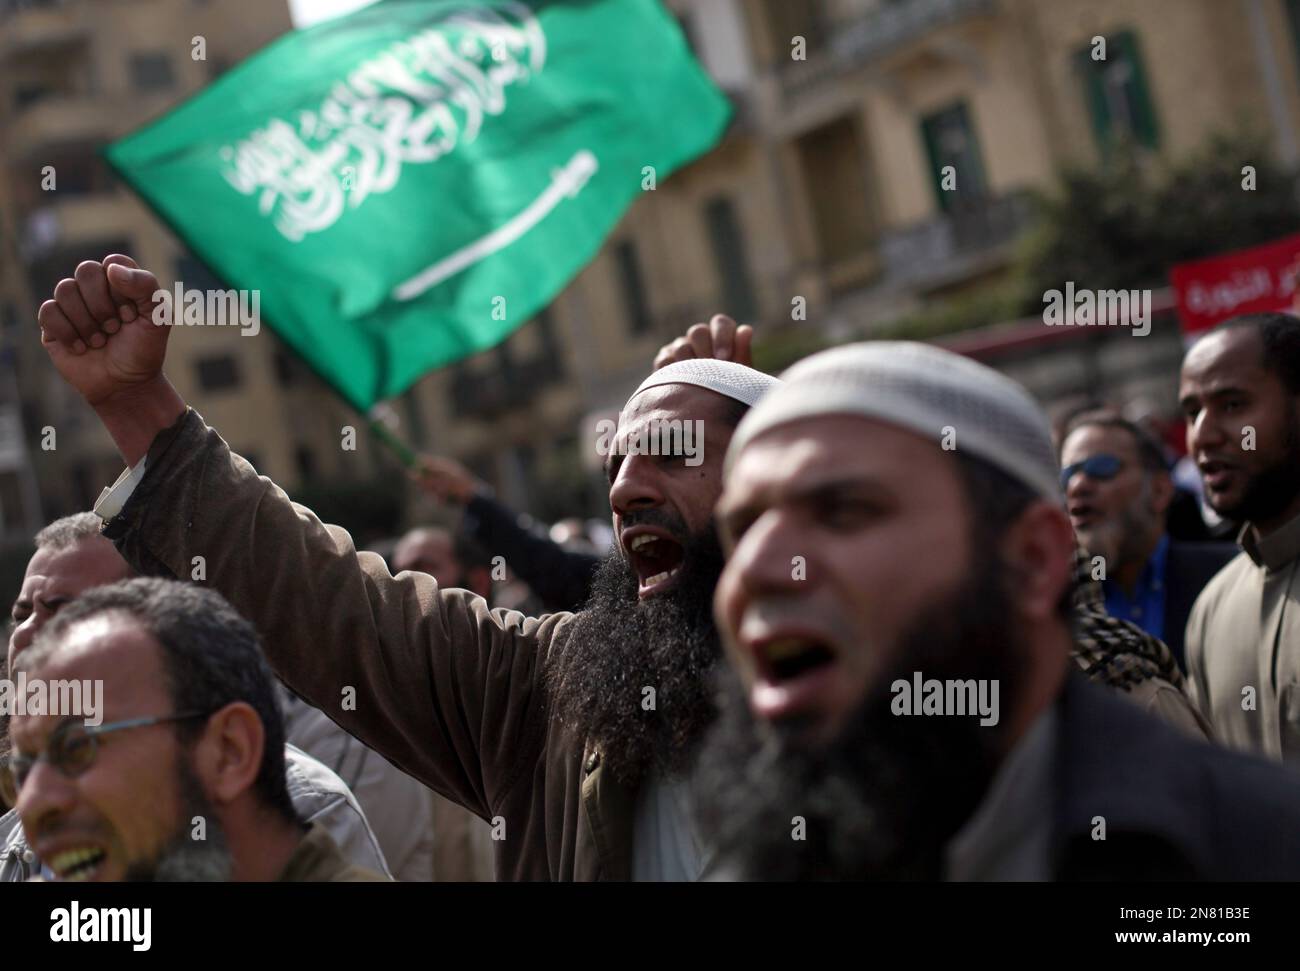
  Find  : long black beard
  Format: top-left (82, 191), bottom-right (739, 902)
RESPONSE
top-left (693, 564), bottom-right (1027, 880)
top-left (124, 753), bottom-right (232, 882)
top-left (545, 524), bottom-right (725, 786)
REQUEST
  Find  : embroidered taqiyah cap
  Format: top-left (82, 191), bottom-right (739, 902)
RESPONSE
top-left (724, 341), bottom-right (1061, 501)
top-left (626, 359), bottom-right (781, 410)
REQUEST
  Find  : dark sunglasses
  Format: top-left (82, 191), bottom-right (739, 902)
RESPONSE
top-left (0, 711), bottom-right (212, 806)
top-left (1060, 452), bottom-right (1124, 489)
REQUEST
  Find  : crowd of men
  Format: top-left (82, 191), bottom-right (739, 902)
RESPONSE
top-left (4, 252), bottom-right (1300, 881)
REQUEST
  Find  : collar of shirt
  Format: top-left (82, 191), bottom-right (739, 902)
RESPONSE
top-left (1102, 535), bottom-right (1169, 634)
top-left (1241, 508), bottom-right (1300, 571)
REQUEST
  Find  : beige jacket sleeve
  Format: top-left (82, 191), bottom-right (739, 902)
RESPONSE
top-left (101, 409), bottom-right (566, 821)
top-left (1125, 677), bottom-right (1214, 742)
top-left (1183, 585), bottom-right (1214, 721)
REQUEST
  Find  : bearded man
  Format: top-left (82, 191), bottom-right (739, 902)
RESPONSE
top-left (1060, 410), bottom-right (1232, 672)
top-left (33, 255), bottom-right (778, 880)
top-left (1182, 314), bottom-right (1300, 758)
top-left (8, 579), bottom-right (384, 882)
top-left (697, 341), bottom-right (1300, 880)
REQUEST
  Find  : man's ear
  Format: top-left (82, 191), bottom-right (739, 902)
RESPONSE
top-left (1148, 470), bottom-right (1175, 518)
top-left (193, 702), bottom-right (265, 807)
top-left (998, 502), bottom-right (1076, 623)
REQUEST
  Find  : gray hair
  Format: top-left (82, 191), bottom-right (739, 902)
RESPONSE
top-left (34, 512), bottom-right (103, 551)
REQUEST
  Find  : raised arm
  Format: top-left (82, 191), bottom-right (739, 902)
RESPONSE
top-left (36, 256), bottom-right (561, 819)
top-left (411, 455), bottom-right (600, 611)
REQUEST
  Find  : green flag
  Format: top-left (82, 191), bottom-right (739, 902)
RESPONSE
top-left (104, 0), bottom-right (730, 410)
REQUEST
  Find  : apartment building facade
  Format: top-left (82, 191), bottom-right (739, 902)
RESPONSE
top-left (5, 0), bottom-right (1300, 542)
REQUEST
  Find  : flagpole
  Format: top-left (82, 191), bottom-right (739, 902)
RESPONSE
top-left (366, 408), bottom-right (419, 470)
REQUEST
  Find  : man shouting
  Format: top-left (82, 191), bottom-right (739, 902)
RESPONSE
top-left (35, 255), bottom-right (777, 880)
top-left (697, 342), bottom-right (1300, 880)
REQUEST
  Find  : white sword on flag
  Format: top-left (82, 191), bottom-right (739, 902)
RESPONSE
top-left (392, 149), bottom-right (599, 302)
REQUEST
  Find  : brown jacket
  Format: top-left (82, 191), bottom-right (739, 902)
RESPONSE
top-left (103, 410), bottom-right (634, 880)
top-left (280, 824), bottom-right (389, 882)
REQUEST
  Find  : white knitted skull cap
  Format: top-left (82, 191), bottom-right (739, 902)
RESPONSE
top-left (724, 341), bottom-right (1061, 502)
top-left (626, 359), bottom-right (782, 411)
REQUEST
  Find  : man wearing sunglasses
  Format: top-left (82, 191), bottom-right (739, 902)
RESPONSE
top-left (5, 577), bottom-right (386, 882)
top-left (1060, 411), bottom-right (1234, 672)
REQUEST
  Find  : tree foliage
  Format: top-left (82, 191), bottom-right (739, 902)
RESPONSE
top-left (1018, 131), bottom-right (1300, 309)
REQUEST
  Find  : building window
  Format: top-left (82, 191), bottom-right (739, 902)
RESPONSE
top-left (45, 151), bottom-right (110, 197)
top-left (533, 308), bottom-right (565, 377)
top-left (1075, 30), bottom-right (1159, 150)
top-left (920, 102), bottom-right (988, 214)
top-left (495, 338), bottom-right (517, 379)
top-left (449, 362), bottom-right (472, 417)
top-left (274, 347), bottom-right (299, 387)
top-left (195, 354), bottom-right (241, 392)
top-left (28, 237), bottom-right (132, 311)
top-left (129, 53), bottom-right (176, 92)
top-left (614, 241), bottom-right (653, 335)
top-left (704, 196), bottom-right (758, 323)
top-left (14, 84), bottom-right (52, 110)
top-left (794, 116), bottom-right (876, 265)
top-left (175, 252), bottom-right (226, 292)
top-left (758, 0), bottom-right (829, 65)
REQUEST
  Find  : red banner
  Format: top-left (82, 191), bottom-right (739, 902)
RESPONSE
top-left (1169, 232), bottom-right (1300, 335)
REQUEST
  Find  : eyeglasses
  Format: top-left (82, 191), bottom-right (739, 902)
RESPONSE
top-left (1060, 453), bottom-right (1124, 489)
top-left (0, 711), bottom-right (212, 806)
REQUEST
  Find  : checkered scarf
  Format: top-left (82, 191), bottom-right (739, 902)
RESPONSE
top-left (1068, 546), bottom-right (1186, 691)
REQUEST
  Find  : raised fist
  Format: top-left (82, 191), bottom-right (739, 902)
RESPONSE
top-left (653, 314), bottom-right (753, 370)
top-left (37, 254), bottom-right (170, 407)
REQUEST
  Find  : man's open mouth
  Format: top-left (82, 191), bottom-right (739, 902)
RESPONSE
top-left (625, 529), bottom-right (686, 597)
top-left (748, 635), bottom-right (839, 721)
top-left (761, 637), bottom-right (836, 682)
top-left (1199, 459), bottom-right (1237, 493)
top-left (1067, 501), bottom-right (1100, 529)
top-left (49, 845), bottom-right (108, 882)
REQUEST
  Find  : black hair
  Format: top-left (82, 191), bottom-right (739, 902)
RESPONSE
top-left (1062, 409), bottom-right (1169, 474)
top-left (26, 577), bottom-right (298, 824)
top-left (1214, 312), bottom-right (1300, 395)
top-left (953, 452), bottom-right (1074, 619)
top-left (716, 396), bottom-right (750, 429)
top-left (452, 532), bottom-right (492, 574)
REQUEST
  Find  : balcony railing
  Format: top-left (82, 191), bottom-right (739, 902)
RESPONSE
top-left (6, 96), bottom-right (114, 161)
top-left (780, 0), bottom-right (998, 100)
top-left (878, 191), bottom-right (1033, 290)
top-left (0, 0), bottom-right (87, 62)
top-left (19, 195), bottom-right (129, 262)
